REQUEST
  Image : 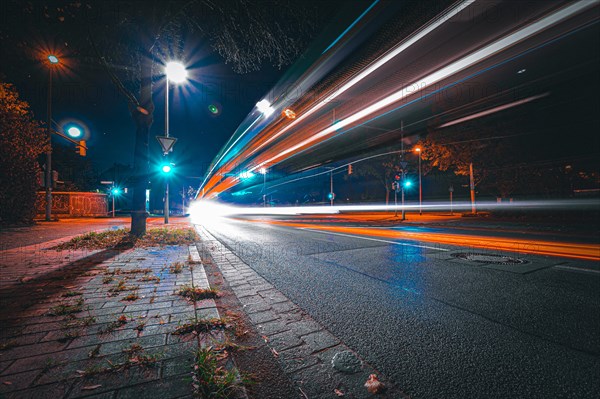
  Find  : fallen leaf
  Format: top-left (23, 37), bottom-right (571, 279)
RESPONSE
top-left (334, 388), bottom-right (344, 396)
top-left (82, 385), bottom-right (102, 390)
top-left (75, 370), bottom-right (86, 374)
top-left (270, 348), bottom-right (279, 358)
top-left (2, 381), bottom-right (12, 385)
top-left (364, 374), bottom-right (384, 394)
top-left (261, 335), bottom-right (269, 343)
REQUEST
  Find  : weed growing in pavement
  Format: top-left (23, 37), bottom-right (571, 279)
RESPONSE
top-left (169, 261), bottom-right (184, 274)
top-left (99, 314), bottom-right (128, 334)
top-left (42, 357), bottom-right (58, 372)
top-left (48, 298), bottom-right (85, 316)
top-left (191, 347), bottom-right (245, 399)
top-left (172, 318), bottom-right (229, 336)
top-left (102, 276), bottom-right (114, 284)
top-left (108, 279), bottom-right (139, 296)
top-left (139, 275), bottom-right (160, 283)
top-left (88, 344), bottom-right (101, 358)
top-left (188, 254), bottom-right (202, 264)
top-left (123, 291), bottom-right (140, 302)
top-left (177, 285), bottom-right (219, 301)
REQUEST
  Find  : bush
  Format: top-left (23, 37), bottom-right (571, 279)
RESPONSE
top-left (0, 82), bottom-right (47, 224)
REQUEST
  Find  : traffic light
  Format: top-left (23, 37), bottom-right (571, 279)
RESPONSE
top-left (161, 164), bottom-right (172, 174)
top-left (348, 164), bottom-right (353, 175)
top-left (394, 175), bottom-right (400, 181)
top-left (404, 179), bottom-right (412, 188)
top-left (328, 192), bottom-right (335, 200)
top-left (78, 140), bottom-right (86, 156)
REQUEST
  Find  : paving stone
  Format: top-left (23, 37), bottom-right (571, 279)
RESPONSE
top-left (286, 319), bottom-right (323, 337)
top-left (114, 374), bottom-right (192, 399)
top-left (160, 355), bottom-right (194, 378)
top-left (67, 364), bottom-right (161, 398)
top-left (277, 345), bottom-right (320, 374)
top-left (0, 379), bottom-right (73, 399)
top-left (0, 369), bottom-right (41, 393)
top-left (247, 310), bottom-right (279, 325)
top-left (267, 330), bottom-right (304, 352)
top-left (301, 331), bottom-right (340, 353)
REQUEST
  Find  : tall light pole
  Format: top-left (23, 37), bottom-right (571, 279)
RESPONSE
top-left (415, 147), bottom-right (422, 216)
top-left (45, 55), bottom-right (59, 221)
top-left (163, 61), bottom-right (188, 224)
top-left (259, 167), bottom-right (267, 207)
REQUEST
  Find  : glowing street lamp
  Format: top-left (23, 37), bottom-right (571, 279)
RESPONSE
top-left (259, 167), bottom-right (267, 207)
top-left (163, 61), bottom-right (188, 224)
top-left (45, 54), bottom-right (60, 221)
top-left (256, 99), bottom-right (275, 117)
top-left (415, 147), bottom-right (422, 215)
top-left (67, 126), bottom-right (82, 138)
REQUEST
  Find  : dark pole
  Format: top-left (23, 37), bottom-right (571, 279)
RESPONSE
top-left (45, 68), bottom-right (53, 221)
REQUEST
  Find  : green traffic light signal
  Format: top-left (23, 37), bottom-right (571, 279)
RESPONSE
top-left (161, 164), bottom-right (172, 174)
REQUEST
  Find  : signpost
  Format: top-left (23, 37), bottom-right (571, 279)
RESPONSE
top-left (156, 136), bottom-right (177, 154)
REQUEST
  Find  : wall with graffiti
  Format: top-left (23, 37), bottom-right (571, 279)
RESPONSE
top-left (36, 192), bottom-right (108, 217)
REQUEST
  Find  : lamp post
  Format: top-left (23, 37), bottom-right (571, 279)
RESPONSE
top-left (259, 167), bottom-right (267, 207)
top-left (415, 147), bottom-right (422, 216)
top-left (163, 61), bottom-right (188, 224)
top-left (45, 54), bottom-right (59, 221)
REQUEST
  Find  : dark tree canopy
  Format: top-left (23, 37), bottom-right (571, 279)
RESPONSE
top-left (0, 82), bottom-right (48, 224)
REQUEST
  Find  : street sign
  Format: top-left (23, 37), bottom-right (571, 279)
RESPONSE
top-left (156, 136), bottom-right (177, 154)
top-left (400, 161), bottom-right (408, 170)
top-left (100, 181), bottom-right (114, 185)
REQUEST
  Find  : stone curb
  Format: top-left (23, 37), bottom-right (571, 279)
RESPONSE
top-left (195, 225), bottom-right (408, 399)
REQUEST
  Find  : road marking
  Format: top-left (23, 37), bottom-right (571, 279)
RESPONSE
top-left (300, 228), bottom-right (449, 251)
top-left (553, 265), bottom-right (600, 275)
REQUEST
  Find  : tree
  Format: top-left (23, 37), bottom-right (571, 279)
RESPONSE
top-left (2, 0), bottom-right (333, 235)
top-left (0, 82), bottom-right (48, 224)
top-left (355, 153), bottom-right (405, 204)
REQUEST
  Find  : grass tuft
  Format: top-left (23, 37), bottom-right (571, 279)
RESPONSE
top-left (177, 285), bottom-right (219, 301)
top-left (191, 347), bottom-right (244, 399)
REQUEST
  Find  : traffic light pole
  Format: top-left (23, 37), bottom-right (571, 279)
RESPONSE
top-left (164, 78), bottom-right (170, 224)
top-left (45, 68), bottom-right (53, 221)
top-left (330, 170), bottom-right (333, 206)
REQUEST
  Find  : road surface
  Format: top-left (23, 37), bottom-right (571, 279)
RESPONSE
top-left (201, 215), bottom-right (600, 398)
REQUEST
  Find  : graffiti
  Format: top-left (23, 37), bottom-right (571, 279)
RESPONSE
top-left (36, 192), bottom-right (108, 217)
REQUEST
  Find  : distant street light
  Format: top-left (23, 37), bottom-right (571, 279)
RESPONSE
top-left (45, 54), bottom-right (60, 221)
top-left (415, 147), bottom-right (422, 215)
top-left (163, 61), bottom-right (188, 224)
top-left (256, 99), bottom-right (275, 117)
top-left (259, 167), bottom-right (267, 207)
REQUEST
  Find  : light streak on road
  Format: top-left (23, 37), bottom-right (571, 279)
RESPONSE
top-left (257, 0), bottom-right (596, 169)
top-left (273, 222), bottom-right (600, 261)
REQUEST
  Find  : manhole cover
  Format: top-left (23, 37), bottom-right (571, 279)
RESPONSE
top-left (451, 252), bottom-right (528, 265)
top-left (332, 351), bottom-right (362, 373)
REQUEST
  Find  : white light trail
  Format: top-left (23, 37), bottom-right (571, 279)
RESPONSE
top-left (257, 0), bottom-right (596, 169)
top-left (438, 93), bottom-right (549, 128)
top-left (189, 199), bottom-right (599, 222)
top-left (246, 0), bottom-right (477, 160)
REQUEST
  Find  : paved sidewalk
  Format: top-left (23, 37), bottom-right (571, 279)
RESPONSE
top-left (196, 225), bottom-right (407, 399)
top-left (0, 234), bottom-right (219, 398)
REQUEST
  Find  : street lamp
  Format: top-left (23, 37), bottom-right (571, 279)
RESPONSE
top-left (259, 167), bottom-right (267, 207)
top-left (111, 187), bottom-right (120, 218)
top-left (45, 54), bottom-right (60, 221)
top-left (163, 61), bottom-right (188, 224)
top-left (66, 126), bottom-right (82, 138)
top-left (415, 147), bottom-right (422, 215)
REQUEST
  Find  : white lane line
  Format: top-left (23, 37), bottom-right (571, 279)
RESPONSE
top-left (553, 265), bottom-right (600, 275)
top-left (299, 228), bottom-right (449, 251)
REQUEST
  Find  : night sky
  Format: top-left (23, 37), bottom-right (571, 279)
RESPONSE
top-left (0, 0), bottom-right (346, 182)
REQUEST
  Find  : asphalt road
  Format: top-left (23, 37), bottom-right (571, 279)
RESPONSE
top-left (202, 217), bottom-right (600, 399)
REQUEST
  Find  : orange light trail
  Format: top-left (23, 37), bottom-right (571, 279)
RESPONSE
top-left (249, 220), bottom-right (600, 262)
